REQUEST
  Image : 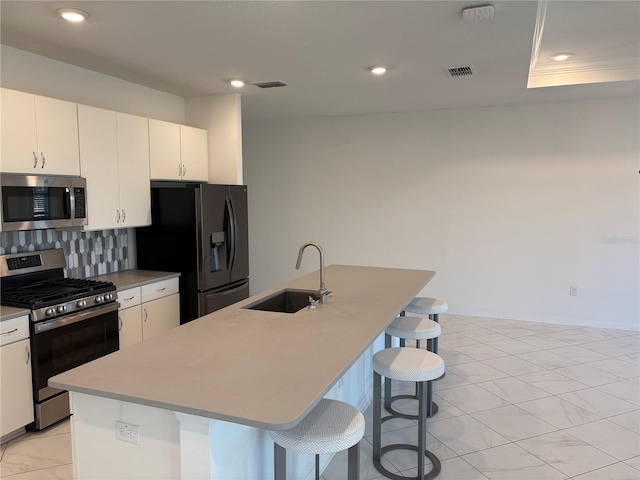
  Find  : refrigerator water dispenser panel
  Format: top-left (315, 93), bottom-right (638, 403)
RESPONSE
top-left (210, 231), bottom-right (225, 271)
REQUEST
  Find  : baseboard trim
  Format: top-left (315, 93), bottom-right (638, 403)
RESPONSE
top-left (446, 307), bottom-right (640, 332)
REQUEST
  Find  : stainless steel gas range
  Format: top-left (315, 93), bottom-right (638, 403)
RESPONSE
top-left (0, 249), bottom-right (119, 430)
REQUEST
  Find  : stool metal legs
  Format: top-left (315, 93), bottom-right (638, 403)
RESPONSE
top-left (274, 439), bottom-right (361, 480)
top-left (274, 443), bottom-right (286, 480)
top-left (373, 371), bottom-right (441, 480)
top-left (348, 443), bottom-right (361, 480)
top-left (430, 314), bottom-right (445, 380)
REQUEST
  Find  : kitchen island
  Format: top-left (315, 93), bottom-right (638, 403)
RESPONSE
top-left (50, 265), bottom-right (435, 479)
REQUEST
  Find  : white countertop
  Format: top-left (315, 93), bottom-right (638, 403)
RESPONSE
top-left (50, 265), bottom-right (435, 430)
top-left (0, 306), bottom-right (30, 321)
top-left (90, 270), bottom-right (180, 291)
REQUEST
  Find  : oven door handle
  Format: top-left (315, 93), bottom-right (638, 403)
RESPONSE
top-left (34, 302), bottom-right (121, 334)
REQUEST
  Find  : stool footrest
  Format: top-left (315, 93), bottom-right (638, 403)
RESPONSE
top-left (373, 444), bottom-right (441, 480)
top-left (384, 395), bottom-right (439, 419)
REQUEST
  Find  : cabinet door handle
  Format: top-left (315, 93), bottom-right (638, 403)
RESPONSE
top-left (118, 316), bottom-right (123, 331)
top-left (116, 209), bottom-right (121, 223)
top-left (122, 209), bottom-right (126, 222)
top-left (41, 152), bottom-right (45, 168)
top-left (0, 328), bottom-right (18, 335)
top-left (33, 152), bottom-right (38, 168)
top-left (144, 308), bottom-right (148, 322)
top-left (25, 345), bottom-right (30, 364)
top-left (178, 164), bottom-right (182, 176)
top-left (182, 165), bottom-right (186, 176)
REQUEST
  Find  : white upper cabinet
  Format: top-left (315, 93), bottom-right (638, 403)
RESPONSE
top-left (78, 105), bottom-right (151, 230)
top-left (148, 119), bottom-right (181, 180)
top-left (180, 125), bottom-right (208, 182)
top-left (116, 112), bottom-right (151, 227)
top-left (78, 105), bottom-right (120, 230)
top-left (1, 88), bottom-right (80, 175)
top-left (149, 119), bottom-right (208, 182)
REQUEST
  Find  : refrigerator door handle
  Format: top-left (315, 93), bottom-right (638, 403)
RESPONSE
top-left (225, 195), bottom-right (237, 272)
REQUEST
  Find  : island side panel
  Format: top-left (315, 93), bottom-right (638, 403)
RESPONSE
top-left (70, 392), bottom-right (181, 479)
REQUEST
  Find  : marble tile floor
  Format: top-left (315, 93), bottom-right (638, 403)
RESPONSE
top-left (1, 314), bottom-right (638, 480)
top-left (322, 314), bottom-right (640, 480)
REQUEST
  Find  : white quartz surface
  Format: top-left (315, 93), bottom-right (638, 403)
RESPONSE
top-left (0, 306), bottom-right (30, 321)
top-left (50, 265), bottom-right (434, 429)
top-left (90, 270), bottom-right (180, 291)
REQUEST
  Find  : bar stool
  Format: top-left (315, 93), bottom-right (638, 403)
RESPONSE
top-left (373, 347), bottom-right (444, 480)
top-left (270, 398), bottom-right (365, 480)
top-left (384, 316), bottom-right (441, 418)
top-left (403, 297), bottom-right (448, 357)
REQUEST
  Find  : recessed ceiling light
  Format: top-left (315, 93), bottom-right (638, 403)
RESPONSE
top-left (368, 66), bottom-right (387, 75)
top-left (552, 53), bottom-right (572, 61)
top-left (57, 8), bottom-right (89, 23)
top-left (229, 79), bottom-right (245, 88)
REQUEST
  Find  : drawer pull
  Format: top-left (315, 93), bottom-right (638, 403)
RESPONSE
top-left (0, 328), bottom-right (18, 336)
top-left (123, 296), bottom-right (135, 301)
top-left (156, 287), bottom-right (166, 292)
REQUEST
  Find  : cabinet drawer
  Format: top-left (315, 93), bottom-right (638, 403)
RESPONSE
top-left (118, 287), bottom-right (141, 309)
top-left (141, 277), bottom-right (179, 303)
top-left (0, 315), bottom-right (30, 346)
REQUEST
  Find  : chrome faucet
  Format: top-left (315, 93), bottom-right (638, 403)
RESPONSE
top-left (295, 241), bottom-right (329, 304)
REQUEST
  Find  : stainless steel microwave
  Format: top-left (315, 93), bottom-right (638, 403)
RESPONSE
top-left (0, 174), bottom-right (88, 231)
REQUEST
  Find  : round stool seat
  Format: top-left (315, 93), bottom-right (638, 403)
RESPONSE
top-left (373, 347), bottom-right (444, 383)
top-left (405, 297), bottom-right (448, 316)
top-left (385, 316), bottom-right (441, 340)
top-left (269, 399), bottom-right (365, 455)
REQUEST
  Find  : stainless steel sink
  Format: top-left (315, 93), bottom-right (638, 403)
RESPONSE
top-left (243, 288), bottom-right (320, 314)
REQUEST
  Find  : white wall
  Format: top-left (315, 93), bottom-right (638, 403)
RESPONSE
top-left (186, 94), bottom-right (243, 184)
top-left (1, 46), bottom-right (185, 123)
top-left (243, 98), bottom-right (640, 330)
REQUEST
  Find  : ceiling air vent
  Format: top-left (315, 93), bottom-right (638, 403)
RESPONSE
top-left (251, 81), bottom-right (288, 89)
top-left (446, 66), bottom-right (475, 77)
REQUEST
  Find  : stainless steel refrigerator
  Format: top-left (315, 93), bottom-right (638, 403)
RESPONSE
top-left (136, 182), bottom-right (249, 324)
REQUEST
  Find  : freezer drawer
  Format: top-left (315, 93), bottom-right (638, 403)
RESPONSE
top-left (198, 281), bottom-right (249, 317)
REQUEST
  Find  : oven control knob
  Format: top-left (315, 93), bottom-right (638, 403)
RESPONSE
top-left (77, 300), bottom-right (87, 308)
top-left (105, 293), bottom-right (113, 301)
top-left (95, 295), bottom-right (104, 303)
top-left (56, 305), bottom-right (66, 313)
top-left (46, 308), bottom-right (55, 316)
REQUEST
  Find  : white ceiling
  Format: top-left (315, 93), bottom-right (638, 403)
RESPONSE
top-left (1, 1), bottom-right (638, 122)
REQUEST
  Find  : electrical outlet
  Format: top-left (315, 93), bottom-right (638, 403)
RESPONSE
top-left (569, 285), bottom-right (578, 296)
top-left (115, 421), bottom-right (140, 445)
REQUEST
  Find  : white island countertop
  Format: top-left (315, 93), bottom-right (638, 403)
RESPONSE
top-left (50, 265), bottom-right (434, 430)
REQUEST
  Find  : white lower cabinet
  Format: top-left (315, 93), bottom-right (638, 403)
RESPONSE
top-left (0, 315), bottom-right (34, 438)
top-left (118, 278), bottom-right (179, 349)
top-left (141, 294), bottom-right (180, 341)
top-left (118, 304), bottom-right (143, 349)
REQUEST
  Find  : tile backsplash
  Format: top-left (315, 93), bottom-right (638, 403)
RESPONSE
top-left (0, 228), bottom-right (130, 278)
